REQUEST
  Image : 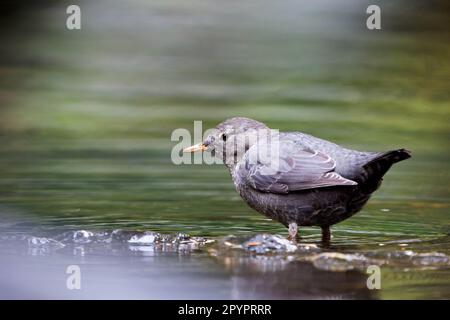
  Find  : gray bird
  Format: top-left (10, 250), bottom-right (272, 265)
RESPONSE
top-left (183, 117), bottom-right (411, 242)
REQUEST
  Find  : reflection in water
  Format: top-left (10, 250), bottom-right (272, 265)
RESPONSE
top-left (0, 227), bottom-right (449, 299)
top-left (226, 259), bottom-right (374, 300)
top-left (210, 249), bottom-right (375, 299)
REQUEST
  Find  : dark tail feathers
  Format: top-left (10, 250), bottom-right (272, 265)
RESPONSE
top-left (378, 148), bottom-right (412, 164)
top-left (367, 148), bottom-right (411, 169)
top-left (361, 148), bottom-right (411, 193)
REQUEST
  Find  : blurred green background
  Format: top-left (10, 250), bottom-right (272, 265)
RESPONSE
top-left (0, 0), bottom-right (449, 299)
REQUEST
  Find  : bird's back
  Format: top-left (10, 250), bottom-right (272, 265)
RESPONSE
top-left (281, 132), bottom-right (410, 185)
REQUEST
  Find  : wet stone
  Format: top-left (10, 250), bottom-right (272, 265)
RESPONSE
top-left (308, 252), bottom-right (370, 272)
top-left (128, 232), bottom-right (160, 245)
top-left (72, 230), bottom-right (95, 243)
top-left (27, 236), bottom-right (65, 248)
top-left (411, 252), bottom-right (450, 266)
top-left (243, 234), bottom-right (298, 254)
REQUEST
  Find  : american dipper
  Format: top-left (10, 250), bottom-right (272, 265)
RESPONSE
top-left (183, 117), bottom-right (411, 242)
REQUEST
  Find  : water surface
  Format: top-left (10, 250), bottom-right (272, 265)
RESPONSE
top-left (0, 0), bottom-right (449, 299)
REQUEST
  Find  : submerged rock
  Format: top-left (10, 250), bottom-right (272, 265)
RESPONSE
top-left (6, 229), bottom-right (213, 256)
top-left (307, 252), bottom-right (371, 272)
top-left (27, 236), bottom-right (65, 248)
top-left (218, 234), bottom-right (319, 254)
top-left (411, 252), bottom-right (450, 266)
top-left (72, 230), bottom-right (95, 243)
top-left (128, 232), bottom-right (160, 245)
top-left (243, 234), bottom-right (298, 253)
top-left (368, 249), bottom-right (450, 269)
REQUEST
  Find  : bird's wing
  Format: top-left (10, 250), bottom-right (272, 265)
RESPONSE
top-left (236, 139), bottom-right (357, 194)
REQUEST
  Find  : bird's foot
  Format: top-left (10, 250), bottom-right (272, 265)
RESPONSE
top-left (287, 222), bottom-right (299, 243)
top-left (321, 226), bottom-right (331, 247)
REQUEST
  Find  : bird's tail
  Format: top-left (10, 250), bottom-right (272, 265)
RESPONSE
top-left (373, 148), bottom-right (411, 165)
top-left (361, 148), bottom-right (411, 193)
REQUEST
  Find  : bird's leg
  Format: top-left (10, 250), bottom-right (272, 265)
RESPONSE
top-left (321, 226), bottom-right (331, 246)
top-left (287, 222), bottom-right (298, 243)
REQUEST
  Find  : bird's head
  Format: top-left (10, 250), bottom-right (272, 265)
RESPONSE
top-left (183, 117), bottom-right (269, 170)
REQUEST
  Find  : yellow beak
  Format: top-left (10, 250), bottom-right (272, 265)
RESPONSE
top-left (183, 143), bottom-right (207, 153)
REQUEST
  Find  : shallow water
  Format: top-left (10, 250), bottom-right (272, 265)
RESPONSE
top-left (0, 0), bottom-right (449, 299)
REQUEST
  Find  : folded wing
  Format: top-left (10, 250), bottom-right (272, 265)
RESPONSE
top-left (237, 140), bottom-right (357, 194)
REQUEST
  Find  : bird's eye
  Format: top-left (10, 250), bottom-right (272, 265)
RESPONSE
top-left (222, 134), bottom-right (227, 141)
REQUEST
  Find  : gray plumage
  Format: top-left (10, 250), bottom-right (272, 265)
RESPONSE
top-left (190, 117), bottom-right (411, 241)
